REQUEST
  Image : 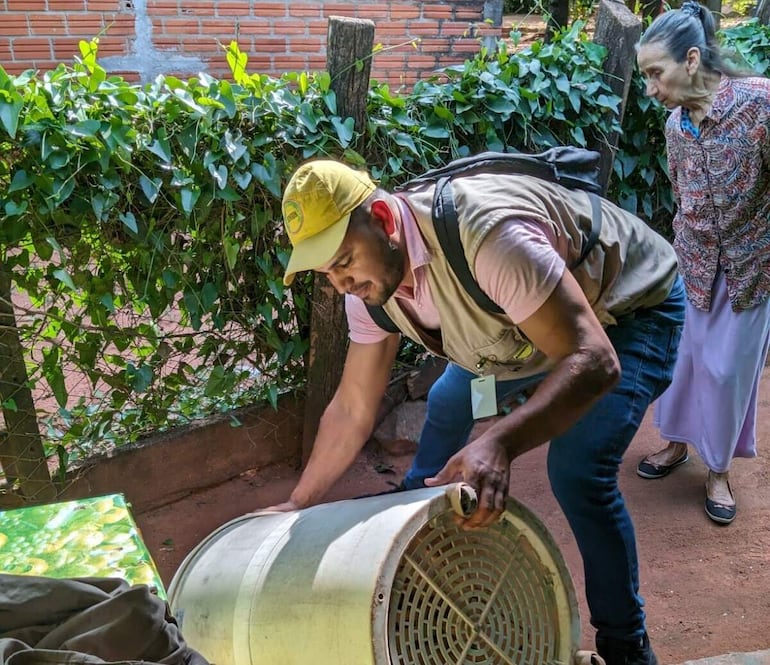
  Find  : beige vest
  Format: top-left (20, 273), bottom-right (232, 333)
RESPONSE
top-left (384, 172), bottom-right (679, 380)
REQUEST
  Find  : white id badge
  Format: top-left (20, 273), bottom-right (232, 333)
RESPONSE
top-left (470, 375), bottom-right (498, 420)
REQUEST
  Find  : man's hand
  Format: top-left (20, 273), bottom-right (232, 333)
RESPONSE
top-left (258, 498), bottom-right (303, 513)
top-left (424, 434), bottom-right (511, 529)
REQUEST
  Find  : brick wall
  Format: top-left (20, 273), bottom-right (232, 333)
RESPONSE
top-left (0, 0), bottom-right (503, 88)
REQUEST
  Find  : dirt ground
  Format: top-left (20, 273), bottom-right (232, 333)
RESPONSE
top-left (136, 370), bottom-right (770, 665)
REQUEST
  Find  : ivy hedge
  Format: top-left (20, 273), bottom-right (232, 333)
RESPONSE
top-left (0, 19), bottom-right (767, 466)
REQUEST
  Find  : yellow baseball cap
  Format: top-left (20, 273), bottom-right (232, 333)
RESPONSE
top-left (282, 160), bottom-right (376, 286)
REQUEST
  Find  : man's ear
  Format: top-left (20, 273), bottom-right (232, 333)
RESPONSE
top-left (371, 199), bottom-right (396, 237)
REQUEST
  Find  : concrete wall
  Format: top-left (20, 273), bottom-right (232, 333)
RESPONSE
top-left (0, 0), bottom-right (502, 87)
top-left (59, 395), bottom-right (304, 513)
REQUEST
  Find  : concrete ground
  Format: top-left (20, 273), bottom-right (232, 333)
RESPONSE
top-left (677, 650), bottom-right (770, 665)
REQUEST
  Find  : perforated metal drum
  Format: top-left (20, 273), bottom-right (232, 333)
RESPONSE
top-left (387, 506), bottom-right (573, 664)
top-left (169, 484), bottom-right (591, 665)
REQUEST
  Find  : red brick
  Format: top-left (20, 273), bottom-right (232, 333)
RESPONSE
top-left (242, 54), bottom-right (273, 72)
top-left (389, 6), bottom-right (421, 19)
top-left (178, 4), bottom-right (220, 16)
top-left (93, 37), bottom-right (128, 55)
top-left (273, 20), bottom-right (308, 35)
top-left (245, 36), bottom-right (287, 51)
top-left (66, 15), bottom-right (107, 35)
top-left (440, 21), bottom-right (476, 36)
top-left (353, 4), bottom-right (389, 19)
top-left (307, 19), bottom-right (328, 35)
top-left (279, 55), bottom-right (311, 71)
top-left (0, 41), bottom-right (11, 59)
top-left (163, 18), bottom-right (203, 33)
top-left (103, 15), bottom-right (135, 34)
top-left (28, 13), bottom-right (67, 34)
top-left (232, 21), bottom-right (273, 36)
top-left (307, 54), bottom-right (326, 69)
top-left (292, 6), bottom-right (323, 18)
top-left (86, 0), bottom-right (122, 10)
top-left (402, 19), bottom-right (440, 35)
top-left (11, 37), bottom-right (53, 58)
top-left (374, 53), bottom-right (408, 68)
top-left (455, 8), bottom-right (482, 20)
top-left (148, 0), bottom-right (180, 12)
top-left (1, 62), bottom-right (28, 75)
top-left (97, 35), bottom-right (130, 53)
top-left (289, 37), bottom-right (323, 53)
top-left (33, 60), bottom-right (67, 73)
top-left (7, 0), bottom-right (45, 8)
top-left (423, 4), bottom-right (454, 20)
top-left (47, 0), bottom-right (86, 9)
top-left (215, 2), bottom-right (254, 16)
top-left (251, 3), bottom-right (286, 18)
top-left (154, 36), bottom-right (182, 49)
top-left (374, 25), bottom-right (410, 37)
top-left (320, 3), bottom-right (355, 14)
top-left (418, 37), bottom-right (452, 50)
top-left (3, 15), bottom-right (29, 35)
top-left (51, 37), bottom-right (85, 59)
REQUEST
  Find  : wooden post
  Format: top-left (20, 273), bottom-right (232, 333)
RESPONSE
top-left (757, 0), bottom-right (770, 25)
top-left (0, 264), bottom-right (56, 503)
top-left (301, 16), bottom-right (375, 463)
top-left (545, 0), bottom-right (570, 41)
top-left (591, 0), bottom-right (642, 194)
top-left (704, 0), bottom-right (722, 29)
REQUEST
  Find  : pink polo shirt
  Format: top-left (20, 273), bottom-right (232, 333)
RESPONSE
top-left (346, 195), bottom-right (566, 343)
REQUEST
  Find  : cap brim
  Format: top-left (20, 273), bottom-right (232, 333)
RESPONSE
top-left (283, 213), bottom-right (352, 286)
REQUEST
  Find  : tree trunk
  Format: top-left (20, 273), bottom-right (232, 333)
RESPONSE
top-left (755, 0), bottom-right (769, 24)
top-left (704, 0), bottom-right (722, 29)
top-left (545, 0), bottom-right (570, 41)
top-left (591, 0), bottom-right (643, 194)
top-left (0, 264), bottom-right (55, 503)
top-left (301, 16), bottom-right (375, 463)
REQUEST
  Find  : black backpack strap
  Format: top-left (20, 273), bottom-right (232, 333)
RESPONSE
top-left (433, 177), bottom-right (504, 315)
top-left (433, 181), bottom-right (603, 315)
top-left (578, 192), bottom-right (603, 266)
top-left (365, 303), bottom-right (400, 334)
top-left (366, 175), bottom-right (603, 332)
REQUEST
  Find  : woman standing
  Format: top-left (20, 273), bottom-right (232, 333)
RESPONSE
top-left (636, 2), bottom-right (770, 525)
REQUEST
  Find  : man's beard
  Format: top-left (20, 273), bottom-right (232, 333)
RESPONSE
top-left (362, 241), bottom-right (406, 306)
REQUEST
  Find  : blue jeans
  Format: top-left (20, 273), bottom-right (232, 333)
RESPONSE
top-left (403, 276), bottom-right (685, 642)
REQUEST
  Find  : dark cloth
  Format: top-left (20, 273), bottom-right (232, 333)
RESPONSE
top-left (0, 575), bottom-right (209, 665)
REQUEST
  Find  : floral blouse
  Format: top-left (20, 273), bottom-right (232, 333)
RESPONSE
top-left (665, 76), bottom-right (770, 312)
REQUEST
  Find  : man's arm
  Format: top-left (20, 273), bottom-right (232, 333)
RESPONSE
top-left (426, 270), bottom-right (620, 525)
top-left (269, 334), bottom-right (401, 511)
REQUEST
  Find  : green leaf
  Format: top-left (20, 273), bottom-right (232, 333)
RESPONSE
top-left (180, 186), bottom-right (201, 215)
top-left (126, 363), bottom-right (153, 393)
top-left (119, 211), bottom-right (138, 234)
top-left (0, 91), bottom-right (23, 138)
top-left (42, 347), bottom-right (68, 408)
top-left (8, 169), bottom-right (33, 193)
top-left (209, 163), bottom-right (228, 189)
top-left (391, 132), bottom-right (418, 156)
top-left (147, 137), bottom-right (172, 163)
top-left (53, 268), bottom-right (77, 291)
top-left (4, 200), bottom-right (27, 217)
top-left (331, 116), bottom-right (354, 147)
top-left (200, 282), bottom-right (218, 311)
top-left (67, 120), bottom-right (101, 137)
top-left (139, 174), bottom-right (162, 203)
top-left (223, 238), bottom-right (240, 270)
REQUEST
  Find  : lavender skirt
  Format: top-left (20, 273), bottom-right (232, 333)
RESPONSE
top-left (654, 269), bottom-right (770, 472)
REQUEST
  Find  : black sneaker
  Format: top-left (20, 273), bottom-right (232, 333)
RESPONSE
top-left (595, 633), bottom-right (658, 665)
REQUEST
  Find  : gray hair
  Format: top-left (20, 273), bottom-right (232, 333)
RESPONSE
top-left (639, 1), bottom-right (743, 76)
